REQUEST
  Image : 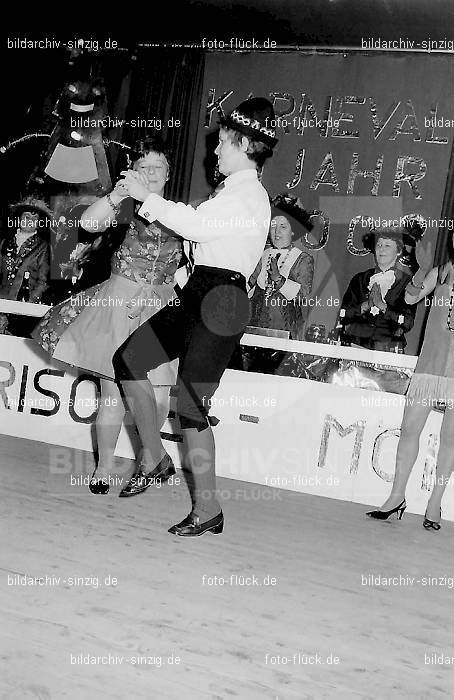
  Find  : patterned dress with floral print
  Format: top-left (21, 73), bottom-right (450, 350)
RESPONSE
top-left (33, 215), bottom-right (182, 379)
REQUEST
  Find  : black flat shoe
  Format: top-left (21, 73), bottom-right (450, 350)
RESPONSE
top-left (118, 454), bottom-right (176, 498)
top-left (168, 511), bottom-right (224, 537)
top-left (423, 508), bottom-right (441, 531)
top-left (366, 499), bottom-right (406, 521)
top-left (89, 471), bottom-right (110, 495)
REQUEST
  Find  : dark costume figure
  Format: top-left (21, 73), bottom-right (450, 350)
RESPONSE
top-left (0, 197), bottom-right (52, 337)
top-left (249, 196), bottom-right (314, 340)
top-left (112, 98), bottom-right (277, 537)
top-left (33, 136), bottom-right (182, 493)
top-left (341, 226), bottom-right (417, 352)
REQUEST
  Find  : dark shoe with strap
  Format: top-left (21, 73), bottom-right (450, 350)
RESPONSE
top-left (118, 453), bottom-right (176, 498)
top-left (423, 507), bottom-right (442, 531)
top-left (168, 510), bottom-right (224, 537)
top-left (89, 469), bottom-right (110, 495)
top-left (366, 499), bottom-right (406, 521)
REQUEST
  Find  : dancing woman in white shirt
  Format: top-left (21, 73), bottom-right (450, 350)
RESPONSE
top-left (112, 98), bottom-right (277, 536)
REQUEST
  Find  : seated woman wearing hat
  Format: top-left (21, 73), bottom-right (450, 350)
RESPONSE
top-left (340, 226), bottom-right (416, 352)
top-left (0, 196), bottom-right (52, 336)
top-left (248, 195), bottom-right (314, 340)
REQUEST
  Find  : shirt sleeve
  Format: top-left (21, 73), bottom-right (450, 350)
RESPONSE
top-left (138, 192), bottom-right (260, 243)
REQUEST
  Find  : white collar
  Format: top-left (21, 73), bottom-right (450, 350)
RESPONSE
top-left (223, 169), bottom-right (259, 189)
top-left (15, 229), bottom-right (37, 243)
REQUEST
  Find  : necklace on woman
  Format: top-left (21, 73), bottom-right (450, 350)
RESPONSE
top-left (264, 246), bottom-right (293, 302)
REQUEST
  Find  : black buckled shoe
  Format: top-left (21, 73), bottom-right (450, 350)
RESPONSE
top-left (118, 454), bottom-right (176, 498)
top-left (168, 511), bottom-right (224, 537)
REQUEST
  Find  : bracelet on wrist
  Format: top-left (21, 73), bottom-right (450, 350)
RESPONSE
top-left (106, 193), bottom-right (121, 216)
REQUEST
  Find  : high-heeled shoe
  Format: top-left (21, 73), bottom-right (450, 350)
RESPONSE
top-left (89, 469), bottom-right (110, 495)
top-left (118, 453), bottom-right (176, 498)
top-left (423, 508), bottom-right (441, 531)
top-left (366, 499), bottom-right (406, 521)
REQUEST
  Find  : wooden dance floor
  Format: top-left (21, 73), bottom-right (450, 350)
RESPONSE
top-left (1, 434), bottom-right (454, 699)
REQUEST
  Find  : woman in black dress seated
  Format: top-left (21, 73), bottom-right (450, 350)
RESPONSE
top-left (341, 226), bottom-right (417, 352)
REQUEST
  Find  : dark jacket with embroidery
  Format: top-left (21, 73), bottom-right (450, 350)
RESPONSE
top-left (341, 266), bottom-right (416, 346)
top-left (0, 233), bottom-right (50, 302)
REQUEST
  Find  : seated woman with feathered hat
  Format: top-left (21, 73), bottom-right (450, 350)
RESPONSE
top-left (0, 196), bottom-right (52, 336)
top-left (340, 225), bottom-right (420, 352)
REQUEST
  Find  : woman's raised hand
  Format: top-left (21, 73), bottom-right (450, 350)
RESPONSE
top-left (118, 170), bottom-right (150, 202)
top-left (111, 180), bottom-right (130, 200)
top-left (415, 239), bottom-right (433, 271)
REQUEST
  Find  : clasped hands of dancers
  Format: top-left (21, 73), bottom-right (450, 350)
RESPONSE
top-left (35, 97), bottom-right (277, 536)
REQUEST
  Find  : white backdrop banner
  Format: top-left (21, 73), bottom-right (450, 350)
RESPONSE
top-left (0, 336), bottom-right (449, 519)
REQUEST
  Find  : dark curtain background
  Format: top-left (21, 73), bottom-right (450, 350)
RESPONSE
top-left (116, 48), bottom-right (206, 203)
top-left (0, 47), bottom-right (205, 212)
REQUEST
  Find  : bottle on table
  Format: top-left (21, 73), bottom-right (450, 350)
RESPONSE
top-left (393, 314), bottom-right (405, 353)
top-left (328, 308), bottom-right (346, 345)
top-left (18, 271), bottom-right (30, 302)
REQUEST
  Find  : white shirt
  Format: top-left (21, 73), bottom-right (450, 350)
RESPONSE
top-left (15, 229), bottom-right (36, 249)
top-left (138, 169), bottom-right (271, 279)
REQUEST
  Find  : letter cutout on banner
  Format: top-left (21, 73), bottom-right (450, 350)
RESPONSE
top-left (393, 156), bottom-right (427, 199)
top-left (17, 365), bottom-right (28, 413)
top-left (317, 414), bottom-right (366, 474)
top-left (0, 361), bottom-right (15, 410)
top-left (330, 96), bottom-right (365, 138)
top-left (286, 148), bottom-right (305, 189)
top-left (305, 211), bottom-right (330, 250)
top-left (309, 153), bottom-right (340, 192)
top-left (425, 104), bottom-right (449, 145)
top-left (347, 153), bottom-right (384, 195)
top-left (296, 94), bottom-right (333, 137)
top-left (69, 374), bottom-right (100, 424)
top-left (31, 369), bottom-right (65, 417)
top-left (368, 98), bottom-right (401, 140)
top-left (389, 100), bottom-right (422, 142)
top-left (371, 428), bottom-right (400, 481)
top-left (270, 92), bottom-right (295, 135)
top-left (347, 215), bottom-right (373, 256)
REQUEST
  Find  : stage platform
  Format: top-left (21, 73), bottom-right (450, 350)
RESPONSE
top-left (2, 435), bottom-right (453, 699)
